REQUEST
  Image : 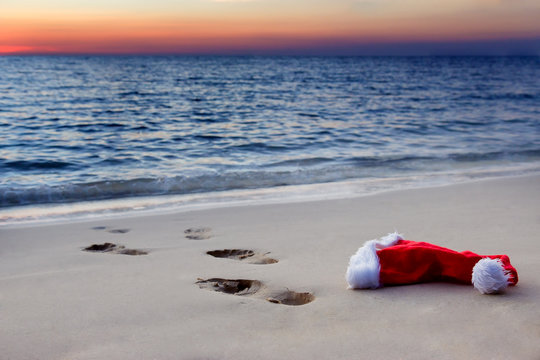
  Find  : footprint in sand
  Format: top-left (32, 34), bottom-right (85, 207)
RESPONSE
top-left (185, 227), bottom-right (212, 240)
top-left (108, 229), bottom-right (130, 234)
top-left (195, 278), bottom-right (315, 306)
top-left (83, 243), bottom-right (148, 256)
top-left (91, 226), bottom-right (131, 234)
top-left (206, 249), bottom-right (278, 264)
top-left (196, 278), bottom-right (263, 296)
top-left (265, 291), bottom-right (315, 306)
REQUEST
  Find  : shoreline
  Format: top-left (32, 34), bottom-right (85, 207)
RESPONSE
top-left (2, 166), bottom-right (539, 228)
top-left (1, 174), bottom-right (539, 359)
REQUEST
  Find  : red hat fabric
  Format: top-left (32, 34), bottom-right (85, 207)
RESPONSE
top-left (346, 233), bottom-right (518, 294)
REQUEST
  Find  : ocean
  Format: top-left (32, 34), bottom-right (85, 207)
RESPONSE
top-left (1, 56), bottom-right (539, 224)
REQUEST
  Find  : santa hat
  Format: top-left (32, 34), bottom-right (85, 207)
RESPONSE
top-left (346, 232), bottom-right (518, 294)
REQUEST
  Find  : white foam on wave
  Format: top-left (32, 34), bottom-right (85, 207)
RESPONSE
top-left (1, 163), bottom-right (539, 227)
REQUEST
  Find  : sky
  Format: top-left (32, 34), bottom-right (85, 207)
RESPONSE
top-left (1, 0), bottom-right (539, 55)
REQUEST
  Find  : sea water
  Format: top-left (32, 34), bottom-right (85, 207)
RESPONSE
top-left (1, 56), bottom-right (539, 224)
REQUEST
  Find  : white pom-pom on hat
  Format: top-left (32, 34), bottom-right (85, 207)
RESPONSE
top-left (472, 258), bottom-right (510, 294)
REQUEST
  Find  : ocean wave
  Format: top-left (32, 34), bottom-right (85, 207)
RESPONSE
top-left (2, 152), bottom-right (540, 208)
top-left (2, 165), bottom-right (540, 226)
top-left (456, 92), bottom-right (537, 101)
top-left (264, 157), bottom-right (335, 168)
top-left (1, 160), bottom-right (78, 171)
top-left (449, 149), bottom-right (540, 162)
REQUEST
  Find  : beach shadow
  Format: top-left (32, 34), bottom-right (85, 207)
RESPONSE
top-left (83, 242), bottom-right (148, 256)
top-left (196, 278), bottom-right (314, 306)
top-left (185, 227), bottom-right (212, 240)
top-left (206, 249), bottom-right (278, 264)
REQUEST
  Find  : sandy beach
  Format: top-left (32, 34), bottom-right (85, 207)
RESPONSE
top-left (1, 175), bottom-right (539, 360)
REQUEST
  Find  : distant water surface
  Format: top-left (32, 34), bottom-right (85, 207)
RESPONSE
top-left (0, 56), bottom-right (539, 220)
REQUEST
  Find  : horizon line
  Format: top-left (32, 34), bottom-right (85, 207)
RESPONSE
top-left (1, 36), bottom-right (539, 57)
top-left (2, 53), bottom-right (539, 57)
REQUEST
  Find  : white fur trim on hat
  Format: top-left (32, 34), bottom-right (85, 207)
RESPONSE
top-left (346, 232), bottom-right (403, 289)
top-left (472, 258), bottom-right (510, 294)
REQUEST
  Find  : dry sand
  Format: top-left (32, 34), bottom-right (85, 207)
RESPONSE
top-left (1, 175), bottom-right (539, 359)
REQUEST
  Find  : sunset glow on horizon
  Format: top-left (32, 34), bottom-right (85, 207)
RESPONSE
top-left (2, 0), bottom-right (539, 55)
